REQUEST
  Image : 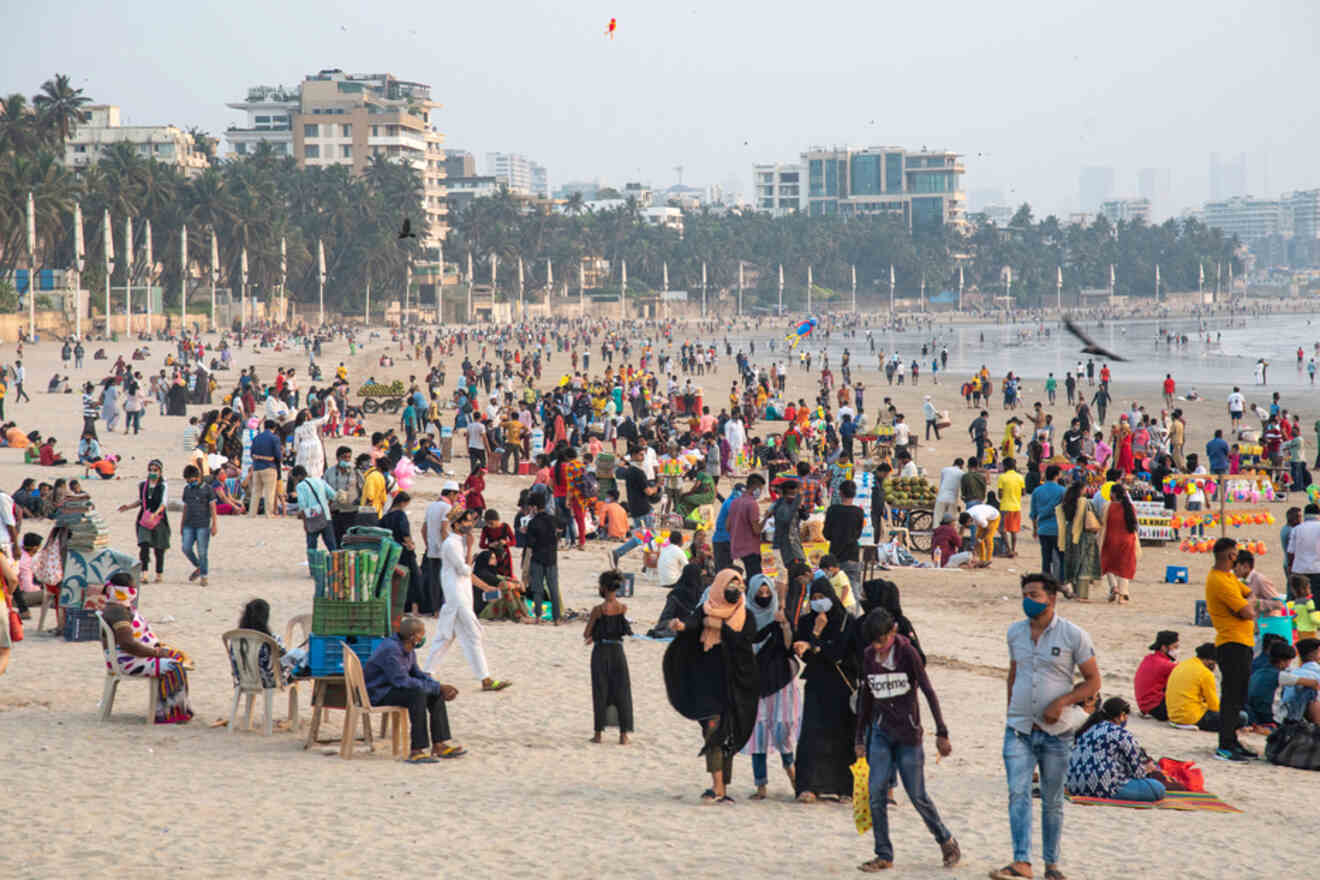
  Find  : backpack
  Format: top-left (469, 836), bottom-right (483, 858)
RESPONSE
top-left (1266, 720), bottom-right (1320, 770)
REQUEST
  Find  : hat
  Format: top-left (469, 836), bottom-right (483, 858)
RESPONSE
top-left (206, 453), bottom-right (228, 471)
top-left (940, 512), bottom-right (955, 524)
top-left (441, 480), bottom-right (460, 493)
top-left (1148, 630), bottom-right (1179, 652)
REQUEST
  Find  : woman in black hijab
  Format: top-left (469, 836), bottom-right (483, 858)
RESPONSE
top-left (646, 542), bottom-right (711, 638)
top-left (663, 568), bottom-right (757, 804)
top-left (860, 578), bottom-right (925, 665)
top-left (791, 573), bottom-right (859, 802)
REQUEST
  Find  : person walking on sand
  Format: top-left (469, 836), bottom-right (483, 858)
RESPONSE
top-left (424, 506), bottom-right (512, 692)
top-left (991, 572), bottom-right (1100, 880)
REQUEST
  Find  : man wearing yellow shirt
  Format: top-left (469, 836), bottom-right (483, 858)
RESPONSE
top-left (997, 457), bottom-right (1026, 557)
top-left (1205, 537), bottom-right (1257, 762)
top-left (360, 458), bottom-right (391, 520)
top-left (1164, 644), bottom-right (1221, 730)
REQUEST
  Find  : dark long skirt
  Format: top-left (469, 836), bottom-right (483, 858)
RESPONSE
top-left (591, 643), bottom-right (634, 733)
top-left (794, 674), bottom-right (856, 798)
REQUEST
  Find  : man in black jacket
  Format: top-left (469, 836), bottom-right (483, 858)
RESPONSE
top-left (524, 494), bottom-right (561, 623)
top-left (824, 479), bottom-right (866, 601)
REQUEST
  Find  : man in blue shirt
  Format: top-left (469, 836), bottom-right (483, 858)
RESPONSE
top-left (1029, 465), bottom-right (1067, 580)
top-left (363, 618), bottom-right (465, 763)
top-left (1206, 429), bottom-right (1231, 478)
top-left (711, 483), bottom-right (743, 572)
top-left (248, 419), bottom-right (281, 518)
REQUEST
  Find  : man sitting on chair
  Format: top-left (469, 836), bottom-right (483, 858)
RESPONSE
top-left (363, 617), bottom-right (466, 763)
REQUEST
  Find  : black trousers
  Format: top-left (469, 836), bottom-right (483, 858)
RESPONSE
top-left (423, 556), bottom-right (444, 616)
top-left (331, 510), bottom-right (357, 545)
top-left (712, 540), bottom-right (732, 572)
top-left (139, 544), bottom-right (164, 574)
top-left (1216, 642), bottom-right (1252, 750)
top-left (377, 686), bottom-right (450, 752)
top-left (739, 552), bottom-right (762, 578)
top-left (1039, 535), bottom-right (1060, 580)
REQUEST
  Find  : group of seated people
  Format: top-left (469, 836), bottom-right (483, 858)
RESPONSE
top-left (11, 477), bottom-right (88, 520)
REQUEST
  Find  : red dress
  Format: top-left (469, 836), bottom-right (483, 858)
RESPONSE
top-left (1116, 434), bottom-right (1134, 474)
top-left (1099, 502), bottom-right (1138, 579)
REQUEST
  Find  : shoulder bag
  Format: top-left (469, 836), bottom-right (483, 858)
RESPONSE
top-left (302, 481), bottom-right (330, 534)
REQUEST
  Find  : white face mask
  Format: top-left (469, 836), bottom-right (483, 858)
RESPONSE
top-left (810, 598), bottom-right (832, 613)
top-left (1166, 649), bottom-right (1179, 661)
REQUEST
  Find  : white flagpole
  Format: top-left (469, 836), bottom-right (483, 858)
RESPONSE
top-left (317, 239), bottom-right (326, 327)
top-left (25, 192), bottom-right (36, 339)
top-left (777, 263), bottom-right (784, 316)
top-left (806, 265), bottom-right (813, 314)
top-left (490, 252), bottom-right (497, 318)
top-left (578, 259), bottom-right (585, 316)
top-left (73, 201), bottom-right (84, 340)
top-left (850, 264), bottom-right (857, 315)
top-left (240, 246), bottom-right (248, 333)
top-left (104, 209), bottom-right (114, 337)
top-left (620, 259), bottom-right (627, 320)
top-left (209, 228), bottom-right (218, 332)
top-left (124, 215), bottom-right (133, 338)
top-left (1109, 263), bottom-right (1115, 298)
top-left (1155, 263), bottom-right (1161, 302)
top-left (405, 260), bottom-right (413, 325)
top-left (466, 251), bottom-right (473, 322)
top-left (662, 261), bottom-right (669, 321)
top-left (545, 258), bottom-right (553, 319)
top-left (737, 262), bottom-right (744, 316)
top-left (920, 276), bottom-right (925, 313)
top-left (144, 219), bottom-right (153, 334)
top-left (1056, 265), bottom-right (1062, 312)
top-left (958, 264), bottom-right (964, 312)
top-left (517, 256), bottom-right (524, 321)
top-left (179, 225), bottom-right (187, 336)
top-left (889, 264), bottom-right (895, 317)
top-left (436, 241), bottom-right (445, 323)
top-left (701, 261), bottom-right (707, 319)
top-left (279, 236), bottom-right (287, 324)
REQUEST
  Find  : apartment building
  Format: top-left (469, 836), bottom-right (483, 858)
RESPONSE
top-left (484, 152), bottom-right (548, 197)
top-left (752, 163), bottom-right (802, 216)
top-left (65, 105), bottom-right (210, 176)
top-left (1098, 197), bottom-right (1153, 224)
top-left (799, 146), bottom-right (966, 232)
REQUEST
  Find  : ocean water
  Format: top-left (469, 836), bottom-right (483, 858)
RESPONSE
top-left (728, 312), bottom-right (1320, 388)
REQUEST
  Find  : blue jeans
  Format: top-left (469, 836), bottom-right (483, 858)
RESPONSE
top-left (1003, 726), bottom-right (1070, 866)
top-left (305, 523), bottom-right (338, 562)
top-left (750, 751), bottom-right (793, 786)
top-left (612, 514), bottom-right (655, 559)
top-left (180, 525), bottom-right (211, 576)
top-left (867, 723), bottom-right (952, 861)
top-left (1113, 777), bottom-right (1165, 801)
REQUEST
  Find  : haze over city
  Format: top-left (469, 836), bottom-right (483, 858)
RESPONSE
top-left (8, 0), bottom-right (1318, 218)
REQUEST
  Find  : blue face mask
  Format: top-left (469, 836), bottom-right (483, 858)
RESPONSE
top-left (1022, 596), bottom-right (1049, 619)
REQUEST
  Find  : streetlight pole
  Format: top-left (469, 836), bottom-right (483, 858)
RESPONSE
top-left (103, 209), bottom-right (114, 338)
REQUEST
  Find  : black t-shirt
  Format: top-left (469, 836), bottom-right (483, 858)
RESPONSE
top-left (624, 465), bottom-right (653, 517)
top-left (822, 503), bottom-right (864, 562)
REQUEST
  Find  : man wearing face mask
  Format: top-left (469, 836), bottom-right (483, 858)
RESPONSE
top-left (1133, 630), bottom-right (1179, 721)
top-left (993, 573), bottom-right (1100, 880)
top-left (178, 464), bottom-right (218, 586)
top-left (323, 446), bottom-right (362, 544)
top-left (363, 616), bottom-right (465, 763)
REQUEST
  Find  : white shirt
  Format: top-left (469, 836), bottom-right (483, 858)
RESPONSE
top-left (657, 543), bottom-right (688, 585)
top-left (466, 420), bottom-right (486, 450)
top-left (424, 499), bottom-right (451, 558)
top-left (893, 421), bottom-right (910, 445)
top-left (641, 446), bottom-right (659, 481)
top-left (936, 466), bottom-right (964, 503)
top-left (1289, 518), bottom-right (1320, 574)
top-left (967, 503), bottom-right (1000, 529)
top-left (439, 532), bottom-right (472, 596)
top-left (900, 461), bottom-right (919, 478)
top-left (1227, 392), bottom-right (1245, 412)
top-left (0, 492), bottom-right (15, 555)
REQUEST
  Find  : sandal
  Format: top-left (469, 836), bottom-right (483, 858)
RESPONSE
top-left (482, 679), bottom-right (513, 691)
top-left (989, 867), bottom-right (1032, 879)
top-left (749, 790), bottom-right (767, 800)
top-left (717, 795), bottom-right (735, 805)
top-left (795, 792), bottom-right (817, 804)
top-left (700, 789), bottom-right (717, 803)
top-left (406, 754), bottom-right (441, 764)
top-left (1044, 870), bottom-right (1066, 880)
top-left (858, 858), bottom-right (893, 872)
top-left (434, 745), bottom-right (467, 759)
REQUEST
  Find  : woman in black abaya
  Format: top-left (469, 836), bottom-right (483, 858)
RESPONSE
top-left (663, 568), bottom-right (758, 803)
top-left (791, 573), bottom-right (859, 803)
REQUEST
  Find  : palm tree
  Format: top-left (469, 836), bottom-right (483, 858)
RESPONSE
top-left (0, 93), bottom-right (43, 156)
top-left (32, 74), bottom-right (91, 147)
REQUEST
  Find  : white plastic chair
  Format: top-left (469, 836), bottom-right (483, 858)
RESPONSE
top-left (96, 612), bottom-right (158, 724)
top-left (282, 613), bottom-right (313, 728)
top-left (221, 628), bottom-right (289, 735)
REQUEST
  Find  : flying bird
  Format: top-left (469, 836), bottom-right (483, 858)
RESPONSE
top-left (1064, 316), bottom-right (1127, 361)
top-left (398, 218), bottom-right (416, 240)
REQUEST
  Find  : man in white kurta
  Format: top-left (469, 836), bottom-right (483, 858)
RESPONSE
top-left (724, 414), bottom-right (746, 462)
top-left (424, 508), bottom-right (510, 690)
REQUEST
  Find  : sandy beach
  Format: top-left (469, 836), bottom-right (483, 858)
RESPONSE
top-left (1, 314), bottom-right (1312, 880)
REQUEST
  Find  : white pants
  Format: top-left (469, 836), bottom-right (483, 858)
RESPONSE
top-left (424, 575), bottom-right (489, 681)
top-left (932, 499), bottom-right (960, 530)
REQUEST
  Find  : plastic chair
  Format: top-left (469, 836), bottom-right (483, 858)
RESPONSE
top-left (283, 613), bottom-right (313, 727)
top-left (96, 612), bottom-right (158, 724)
top-left (339, 644), bottom-right (408, 760)
top-left (221, 628), bottom-right (290, 735)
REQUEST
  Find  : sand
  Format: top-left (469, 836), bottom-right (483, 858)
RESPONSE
top-left (0, 317), bottom-right (1309, 879)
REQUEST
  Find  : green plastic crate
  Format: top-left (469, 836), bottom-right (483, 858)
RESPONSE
top-left (312, 595), bottom-right (390, 637)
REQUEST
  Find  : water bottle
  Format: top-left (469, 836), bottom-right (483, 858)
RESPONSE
top-left (933, 547), bottom-right (943, 568)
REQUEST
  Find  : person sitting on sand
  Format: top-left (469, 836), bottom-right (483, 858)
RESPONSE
top-left (363, 616), bottom-right (465, 763)
top-left (1065, 697), bottom-right (1165, 802)
top-left (38, 436), bottom-right (66, 466)
top-left (77, 430), bottom-right (102, 465)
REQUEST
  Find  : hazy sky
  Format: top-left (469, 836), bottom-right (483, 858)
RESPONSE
top-left (9, 0), bottom-right (1318, 218)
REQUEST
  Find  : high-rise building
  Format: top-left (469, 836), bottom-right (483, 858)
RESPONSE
top-left (1284, 190), bottom-right (1320, 241)
top-left (225, 69), bottom-right (447, 244)
top-left (797, 146), bottom-right (966, 232)
top-left (1209, 153), bottom-right (1248, 201)
top-left (441, 149), bottom-right (476, 179)
top-left (65, 105), bottom-right (211, 177)
top-left (483, 152), bottom-right (547, 197)
top-left (1098, 197), bottom-right (1153, 224)
top-left (1136, 168), bottom-right (1172, 219)
top-left (1078, 166), bottom-right (1115, 213)
top-left (752, 162), bottom-right (802, 216)
top-left (1201, 195), bottom-right (1285, 241)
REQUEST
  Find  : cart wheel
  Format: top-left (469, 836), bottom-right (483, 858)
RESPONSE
top-left (362, 398), bottom-right (380, 414)
top-left (906, 509), bottom-right (934, 552)
top-left (383, 399), bottom-right (402, 414)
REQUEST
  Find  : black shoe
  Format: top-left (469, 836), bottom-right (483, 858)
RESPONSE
top-left (1214, 747), bottom-right (1250, 763)
top-left (1236, 744), bottom-right (1259, 759)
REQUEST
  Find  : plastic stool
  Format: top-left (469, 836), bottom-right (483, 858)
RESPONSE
top-left (1165, 565), bottom-right (1189, 584)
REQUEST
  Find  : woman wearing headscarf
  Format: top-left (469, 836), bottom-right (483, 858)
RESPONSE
top-left (118, 458), bottom-right (170, 583)
top-left (791, 573), bottom-right (860, 802)
top-left (860, 579), bottom-right (925, 666)
top-left (739, 573), bottom-right (802, 799)
top-left (86, 573), bottom-right (193, 723)
top-left (663, 568), bottom-right (757, 804)
top-left (647, 541), bottom-right (711, 638)
top-left (1057, 477), bottom-right (1101, 600)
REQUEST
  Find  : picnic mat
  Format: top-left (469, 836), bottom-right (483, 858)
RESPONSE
top-left (1066, 790), bottom-right (1242, 813)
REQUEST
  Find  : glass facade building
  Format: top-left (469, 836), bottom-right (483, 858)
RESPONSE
top-left (797, 146), bottom-right (964, 232)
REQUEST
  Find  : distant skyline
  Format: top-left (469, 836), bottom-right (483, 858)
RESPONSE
top-left (8, 1), bottom-right (1318, 219)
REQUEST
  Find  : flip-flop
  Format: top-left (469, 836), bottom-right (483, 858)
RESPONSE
top-left (482, 679), bottom-right (513, 691)
top-left (434, 746), bottom-right (467, 759)
top-left (717, 795), bottom-right (735, 805)
top-left (406, 754), bottom-right (441, 764)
